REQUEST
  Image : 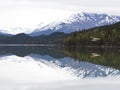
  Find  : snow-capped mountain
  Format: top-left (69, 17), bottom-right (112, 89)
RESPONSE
top-left (0, 27), bottom-right (35, 35)
top-left (0, 23), bottom-right (45, 35)
top-left (0, 30), bottom-right (12, 36)
top-left (30, 12), bottom-right (120, 36)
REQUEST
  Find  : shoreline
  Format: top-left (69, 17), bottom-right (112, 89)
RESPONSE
top-left (63, 45), bottom-right (120, 48)
top-left (0, 44), bottom-right (119, 48)
top-left (0, 44), bottom-right (55, 47)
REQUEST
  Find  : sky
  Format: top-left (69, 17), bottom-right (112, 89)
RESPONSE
top-left (0, 0), bottom-right (120, 34)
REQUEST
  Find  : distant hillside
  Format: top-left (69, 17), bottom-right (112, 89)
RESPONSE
top-left (64, 22), bottom-right (120, 46)
top-left (0, 32), bottom-right (68, 44)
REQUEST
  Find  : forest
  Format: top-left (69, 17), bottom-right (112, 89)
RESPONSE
top-left (64, 22), bottom-right (120, 46)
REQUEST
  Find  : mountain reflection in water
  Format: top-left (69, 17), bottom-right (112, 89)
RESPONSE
top-left (0, 46), bottom-right (120, 81)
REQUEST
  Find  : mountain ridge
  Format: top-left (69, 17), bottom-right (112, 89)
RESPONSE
top-left (29, 12), bottom-right (120, 36)
top-left (0, 12), bottom-right (120, 36)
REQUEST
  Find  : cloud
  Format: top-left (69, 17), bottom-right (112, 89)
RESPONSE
top-left (0, 0), bottom-right (120, 33)
top-left (0, 0), bottom-right (120, 11)
top-left (26, 0), bottom-right (120, 7)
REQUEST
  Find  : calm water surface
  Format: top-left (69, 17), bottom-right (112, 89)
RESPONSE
top-left (0, 47), bottom-right (120, 90)
top-left (0, 46), bottom-right (120, 90)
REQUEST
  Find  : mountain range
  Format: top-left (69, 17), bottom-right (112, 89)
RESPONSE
top-left (0, 12), bottom-right (120, 36)
top-left (29, 12), bottom-right (120, 36)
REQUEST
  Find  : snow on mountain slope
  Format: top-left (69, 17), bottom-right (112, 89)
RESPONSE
top-left (0, 22), bottom-right (45, 35)
top-left (30, 12), bottom-right (120, 36)
top-left (0, 29), bottom-right (12, 36)
top-left (0, 27), bottom-right (35, 35)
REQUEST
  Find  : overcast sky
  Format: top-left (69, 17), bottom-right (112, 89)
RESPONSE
top-left (0, 0), bottom-right (120, 34)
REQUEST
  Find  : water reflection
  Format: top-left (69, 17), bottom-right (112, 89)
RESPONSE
top-left (0, 46), bottom-right (120, 80)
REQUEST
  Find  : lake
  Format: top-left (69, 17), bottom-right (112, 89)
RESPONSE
top-left (0, 46), bottom-right (120, 90)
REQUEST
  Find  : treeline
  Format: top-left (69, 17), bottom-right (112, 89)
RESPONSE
top-left (0, 32), bottom-right (68, 45)
top-left (64, 22), bottom-right (120, 46)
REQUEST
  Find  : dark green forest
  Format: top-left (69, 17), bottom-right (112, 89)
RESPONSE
top-left (64, 22), bottom-right (120, 46)
top-left (0, 22), bottom-right (120, 46)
